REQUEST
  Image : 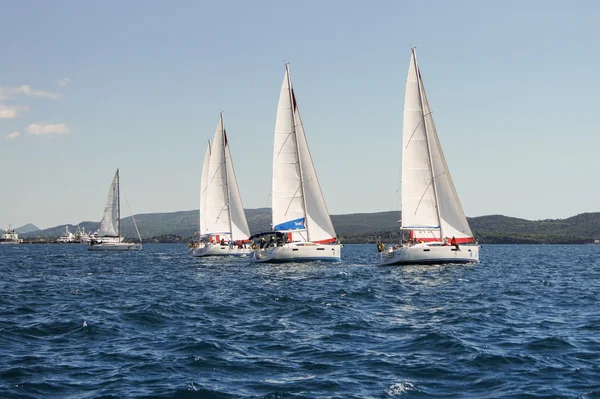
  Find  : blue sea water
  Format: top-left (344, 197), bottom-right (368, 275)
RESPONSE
top-left (0, 244), bottom-right (598, 399)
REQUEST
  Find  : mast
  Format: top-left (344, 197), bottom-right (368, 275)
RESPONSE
top-left (286, 63), bottom-right (311, 241)
top-left (221, 112), bottom-right (233, 239)
top-left (412, 48), bottom-right (443, 239)
top-left (117, 168), bottom-right (121, 238)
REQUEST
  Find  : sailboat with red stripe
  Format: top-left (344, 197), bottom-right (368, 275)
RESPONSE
top-left (379, 49), bottom-right (480, 265)
top-left (251, 64), bottom-right (341, 263)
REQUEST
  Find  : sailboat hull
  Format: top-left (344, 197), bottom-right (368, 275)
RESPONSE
top-left (192, 244), bottom-right (252, 257)
top-left (379, 244), bottom-right (479, 266)
top-left (88, 243), bottom-right (143, 251)
top-left (251, 243), bottom-right (341, 263)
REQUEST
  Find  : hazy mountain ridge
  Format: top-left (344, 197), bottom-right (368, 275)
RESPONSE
top-left (14, 223), bottom-right (40, 234)
top-left (20, 210), bottom-right (600, 244)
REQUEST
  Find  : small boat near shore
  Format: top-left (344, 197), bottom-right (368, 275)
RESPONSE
top-left (88, 169), bottom-right (143, 251)
top-left (0, 224), bottom-right (23, 244)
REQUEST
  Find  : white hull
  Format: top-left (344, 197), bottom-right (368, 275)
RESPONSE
top-left (0, 241), bottom-right (22, 244)
top-left (379, 244), bottom-right (479, 266)
top-left (192, 244), bottom-right (252, 257)
top-left (88, 242), bottom-right (143, 251)
top-left (251, 242), bottom-right (341, 263)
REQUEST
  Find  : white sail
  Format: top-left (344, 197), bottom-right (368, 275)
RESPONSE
top-left (420, 73), bottom-right (473, 240)
top-left (272, 65), bottom-right (336, 243)
top-left (199, 141), bottom-right (211, 235)
top-left (204, 116), bottom-right (231, 236)
top-left (202, 114), bottom-right (250, 241)
top-left (401, 49), bottom-right (473, 241)
top-left (224, 135), bottom-right (251, 240)
top-left (98, 169), bottom-right (119, 237)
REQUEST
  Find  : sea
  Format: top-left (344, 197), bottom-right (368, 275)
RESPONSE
top-left (0, 244), bottom-right (598, 399)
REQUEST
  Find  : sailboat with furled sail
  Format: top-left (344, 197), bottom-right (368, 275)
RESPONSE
top-left (192, 113), bottom-right (252, 257)
top-left (251, 64), bottom-right (341, 263)
top-left (88, 169), bottom-right (143, 251)
top-left (379, 48), bottom-right (479, 265)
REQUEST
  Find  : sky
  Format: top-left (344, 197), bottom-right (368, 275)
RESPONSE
top-left (1, 0), bottom-right (599, 229)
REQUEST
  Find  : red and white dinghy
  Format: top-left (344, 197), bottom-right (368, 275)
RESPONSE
top-left (379, 49), bottom-right (480, 266)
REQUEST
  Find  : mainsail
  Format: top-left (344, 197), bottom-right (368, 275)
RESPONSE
top-left (199, 141), bottom-right (211, 235)
top-left (272, 64), bottom-right (336, 243)
top-left (98, 169), bottom-right (120, 237)
top-left (201, 114), bottom-right (250, 241)
top-left (401, 49), bottom-right (473, 242)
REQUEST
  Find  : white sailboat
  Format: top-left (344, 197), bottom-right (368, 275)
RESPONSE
top-left (192, 113), bottom-right (252, 257)
top-left (379, 48), bottom-right (479, 265)
top-left (251, 64), bottom-right (341, 263)
top-left (88, 169), bottom-right (143, 251)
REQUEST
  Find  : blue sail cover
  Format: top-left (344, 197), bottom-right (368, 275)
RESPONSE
top-left (274, 217), bottom-right (306, 231)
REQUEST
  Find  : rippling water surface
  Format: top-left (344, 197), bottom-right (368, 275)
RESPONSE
top-left (0, 244), bottom-right (599, 398)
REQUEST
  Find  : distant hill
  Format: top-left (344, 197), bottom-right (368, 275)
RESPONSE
top-left (21, 210), bottom-right (600, 244)
top-left (15, 223), bottom-right (40, 234)
top-left (466, 213), bottom-right (600, 244)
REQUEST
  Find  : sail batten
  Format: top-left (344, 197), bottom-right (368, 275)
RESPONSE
top-left (401, 49), bottom-right (473, 241)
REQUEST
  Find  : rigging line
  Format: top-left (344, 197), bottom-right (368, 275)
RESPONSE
top-left (404, 112), bottom-right (433, 150)
top-left (209, 164), bottom-right (223, 183)
top-left (276, 133), bottom-right (294, 157)
top-left (414, 170), bottom-right (446, 216)
top-left (120, 183), bottom-right (142, 243)
top-left (283, 186), bottom-right (303, 217)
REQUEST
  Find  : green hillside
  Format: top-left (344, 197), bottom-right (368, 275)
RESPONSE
top-left (15, 223), bottom-right (40, 234)
top-left (22, 210), bottom-right (600, 244)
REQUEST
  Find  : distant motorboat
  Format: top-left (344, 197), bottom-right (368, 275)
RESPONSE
top-left (0, 224), bottom-right (23, 244)
top-left (378, 49), bottom-right (479, 266)
top-left (75, 226), bottom-right (92, 244)
top-left (56, 226), bottom-right (76, 243)
top-left (88, 169), bottom-right (143, 251)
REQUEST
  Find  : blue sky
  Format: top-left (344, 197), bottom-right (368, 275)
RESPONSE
top-left (1, 0), bottom-right (599, 229)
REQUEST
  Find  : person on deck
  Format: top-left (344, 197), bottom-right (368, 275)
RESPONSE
top-left (450, 236), bottom-right (460, 250)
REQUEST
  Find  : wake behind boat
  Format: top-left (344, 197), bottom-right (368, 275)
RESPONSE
top-left (251, 64), bottom-right (341, 263)
top-left (88, 169), bottom-right (143, 251)
top-left (192, 113), bottom-right (252, 257)
top-left (379, 49), bottom-right (479, 266)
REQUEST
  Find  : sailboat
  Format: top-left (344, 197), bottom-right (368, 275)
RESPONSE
top-left (192, 113), bottom-right (252, 257)
top-left (379, 48), bottom-right (479, 265)
top-left (251, 64), bottom-right (341, 263)
top-left (88, 169), bottom-right (143, 251)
